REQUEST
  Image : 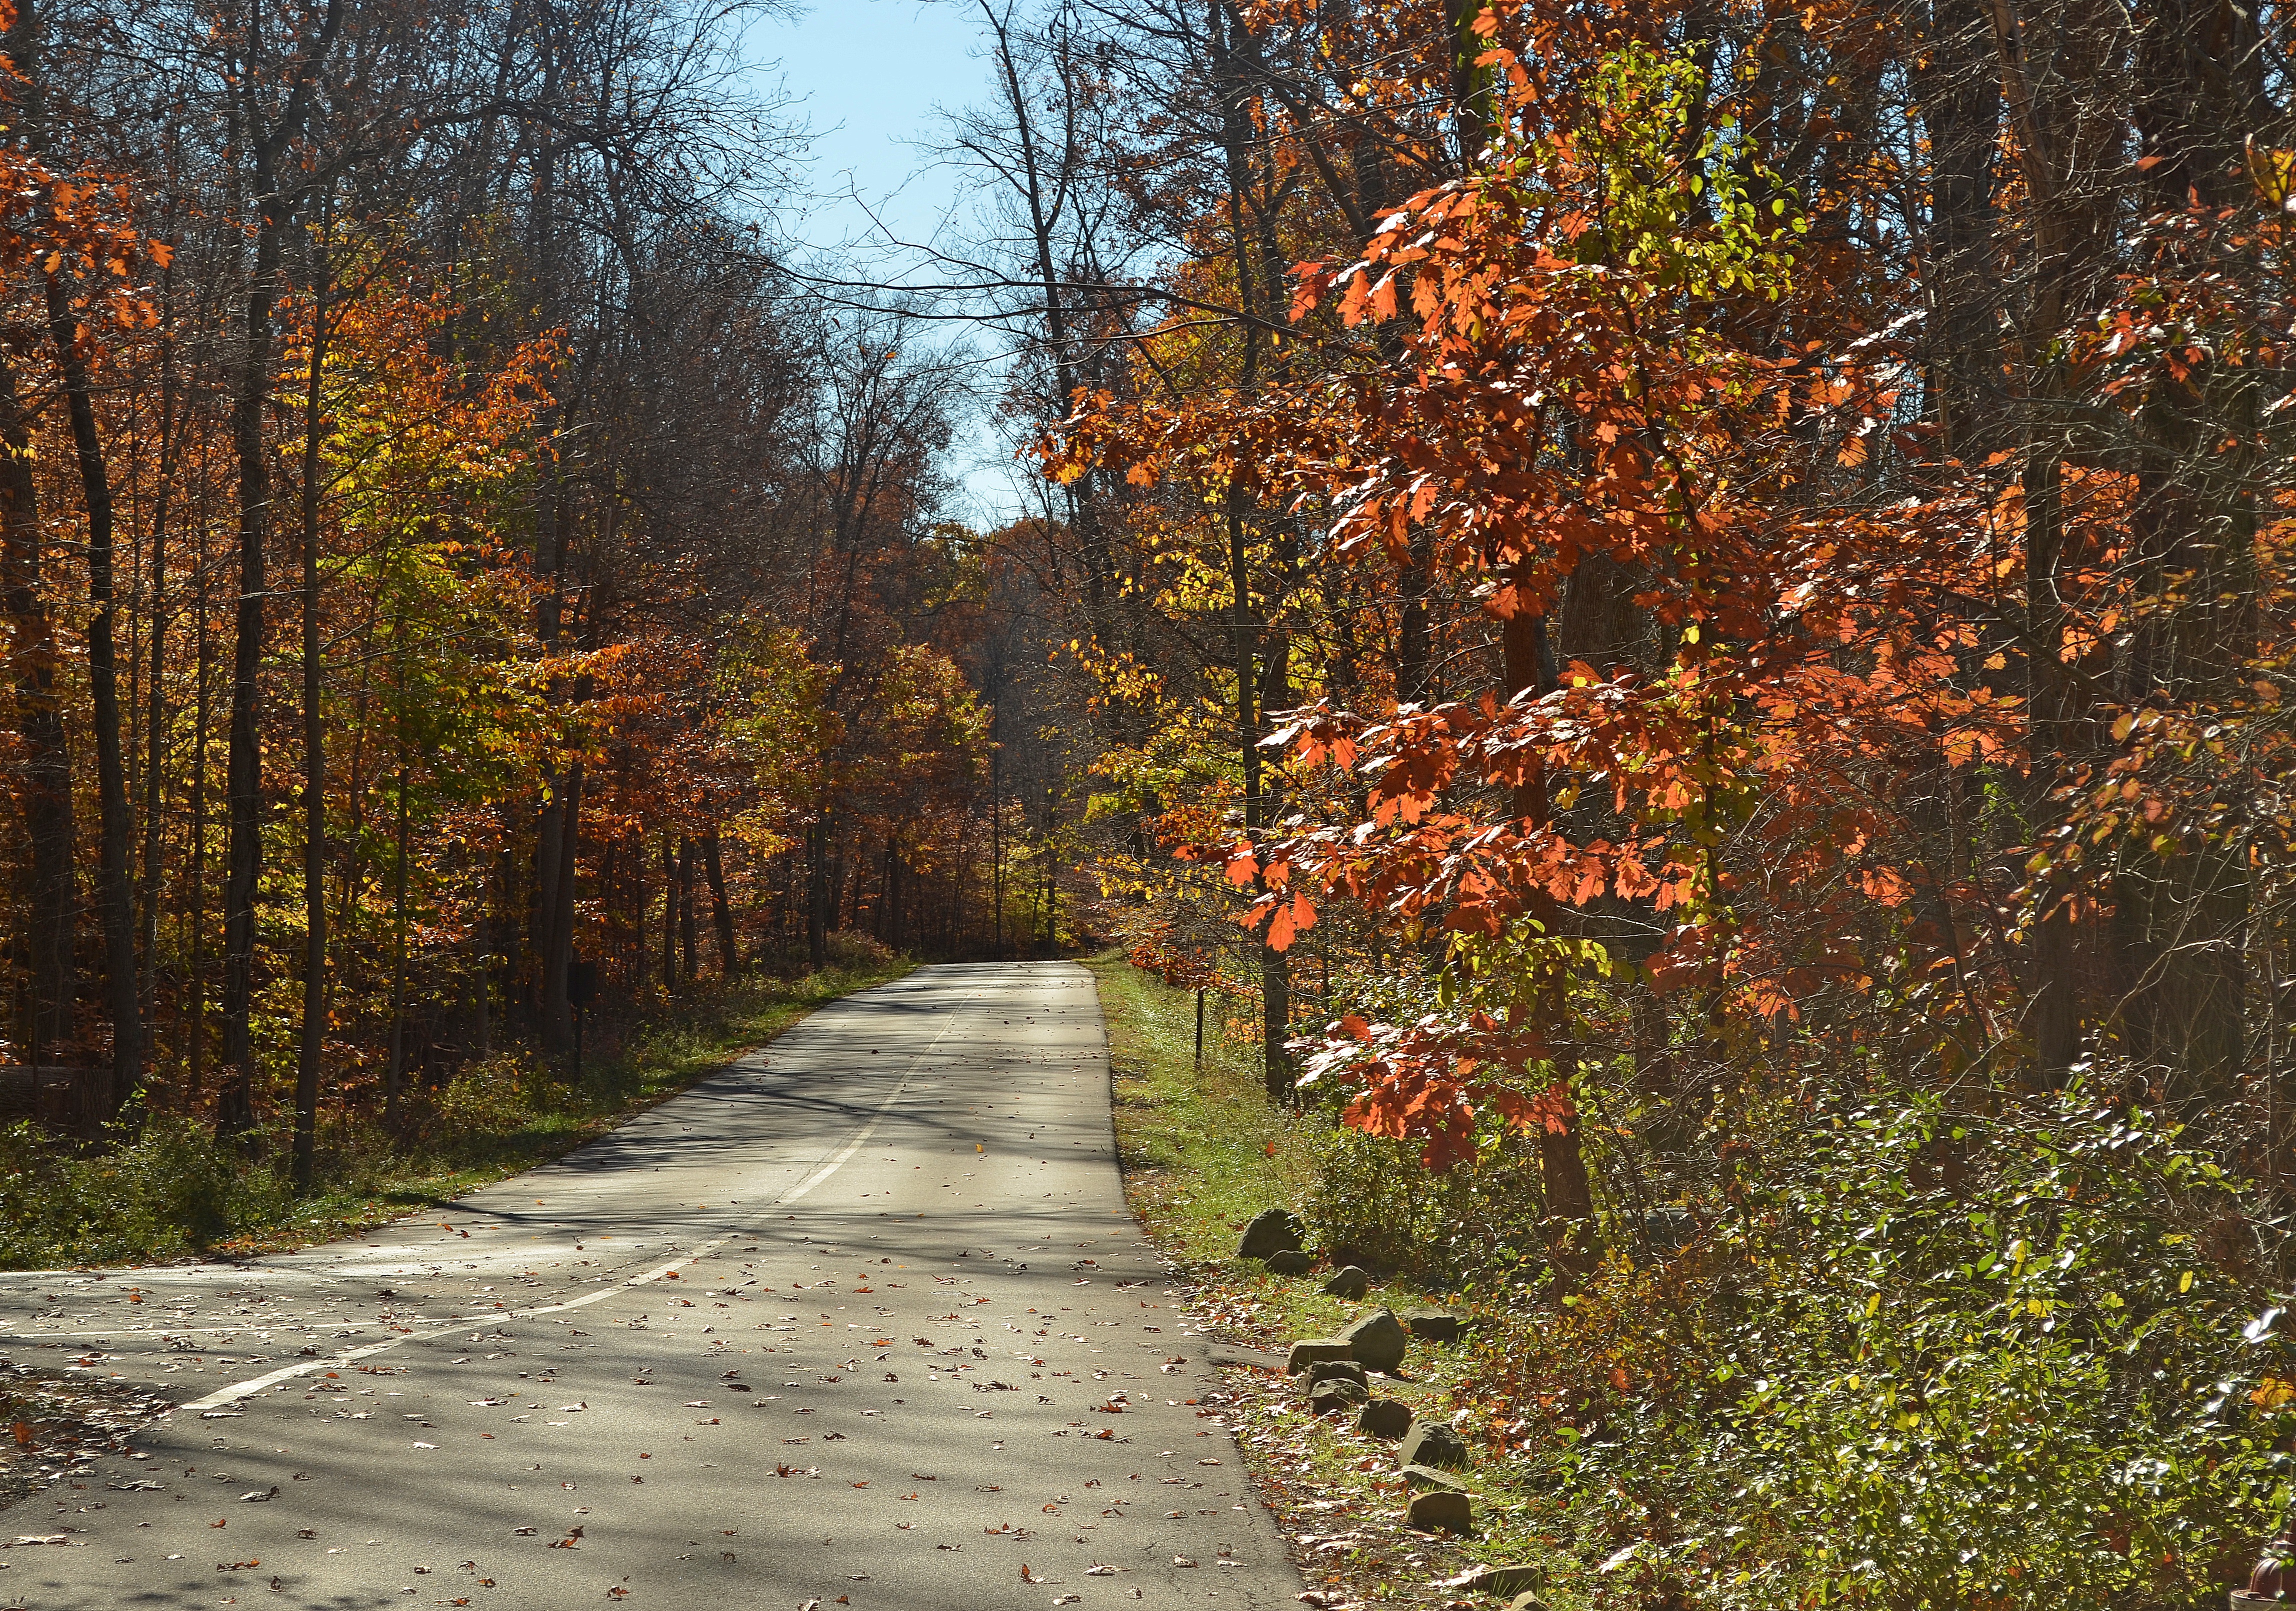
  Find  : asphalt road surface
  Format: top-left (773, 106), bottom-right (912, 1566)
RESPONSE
top-left (0, 961), bottom-right (1303, 1610)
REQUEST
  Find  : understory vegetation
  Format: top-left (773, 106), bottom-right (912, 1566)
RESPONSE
top-left (0, 953), bottom-right (907, 1269)
top-left (1100, 943), bottom-right (2294, 1608)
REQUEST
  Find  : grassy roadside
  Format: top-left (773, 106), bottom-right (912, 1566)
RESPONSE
top-left (1088, 949), bottom-right (1578, 1610)
top-left (0, 958), bottom-right (913, 1270)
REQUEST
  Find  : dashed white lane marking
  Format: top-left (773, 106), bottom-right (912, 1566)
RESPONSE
top-left (180, 983), bottom-right (982, 1414)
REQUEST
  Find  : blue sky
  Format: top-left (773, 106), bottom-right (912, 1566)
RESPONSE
top-left (750, 0), bottom-right (987, 255)
top-left (744, 0), bottom-right (1034, 519)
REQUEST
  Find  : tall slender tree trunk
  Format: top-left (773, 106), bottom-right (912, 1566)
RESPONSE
top-left (385, 761), bottom-right (409, 1130)
top-left (704, 833), bottom-right (736, 976)
top-left (544, 764), bottom-right (580, 1048)
top-left (9, 1), bottom-right (110, 1124)
top-left (292, 234), bottom-right (331, 1190)
top-left (188, 488), bottom-right (213, 1105)
top-left (0, 355), bottom-right (76, 1089)
top-left (217, 0), bottom-right (344, 1136)
top-left (677, 837), bottom-right (698, 984)
top-left (1210, 0), bottom-right (1289, 1097)
top-left (806, 818), bottom-right (829, 971)
top-left (44, 272), bottom-right (137, 1127)
top-left (139, 273), bottom-right (180, 1071)
top-left (662, 836), bottom-right (679, 993)
top-left (1991, 0), bottom-right (2122, 1085)
top-left (1501, 589), bottom-right (1596, 1274)
top-left (218, 217), bottom-right (278, 1139)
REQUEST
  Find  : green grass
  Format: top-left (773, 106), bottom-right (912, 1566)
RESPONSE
top-left (1085, 949), bottom-right (1580, 1608)
top-left (0, 957), bottom-right (912, 1270)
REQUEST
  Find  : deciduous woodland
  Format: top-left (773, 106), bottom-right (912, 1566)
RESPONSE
top-left (8, 0), bottom-right (2296, 1601)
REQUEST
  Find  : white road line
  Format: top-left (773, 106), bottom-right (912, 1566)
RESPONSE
top-left (177, 985), bottom-right (979, 1414)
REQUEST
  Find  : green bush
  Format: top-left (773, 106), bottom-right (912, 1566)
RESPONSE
top-left (0, 1116), bottom-right (290, 1267)
top-left (1488, 1090), bottom-right (2289, 1609)
top-left (1305, 1122), bottom-right (1549, 1288)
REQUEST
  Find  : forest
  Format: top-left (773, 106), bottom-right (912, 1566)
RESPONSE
top-left (2, 0), bottom-right (2294, 1603)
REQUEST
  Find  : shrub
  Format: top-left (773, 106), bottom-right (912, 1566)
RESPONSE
top-left (1305, 1123), bottom-right (1549, 1288)
top-left (0, 1116), bottom-right (290, 1267)
top-left (1478, 1088), bottom-right (2290, 1609)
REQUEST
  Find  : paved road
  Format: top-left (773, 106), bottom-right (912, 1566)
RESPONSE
top-left (0, 962), bottom-right (1301, 1610)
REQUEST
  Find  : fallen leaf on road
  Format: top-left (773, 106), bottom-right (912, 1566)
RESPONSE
top-left (240, 1489), bottom-right (277, 1503)
top-left (11, 1535), bottom-right (66, 1546)
top-left (1174, 1556), bottom-right (1198, 1567)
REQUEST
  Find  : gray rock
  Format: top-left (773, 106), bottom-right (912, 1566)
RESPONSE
top-left (1340, 1306), bottom-right (1409, 1373)
top-left (1238, 1208), bottom-right (1305, 1260)
top-left (1407, 1488), bottom-right (1472, 1533)
top-left (1305, 1359), bottom-right (1368, 1390)
top-left (1286, 1337), bottom-right (1354, 1374)
top-left (1399, 1419), bottom-right (1470, 1470)
top-left (1507, 1594), bottom-right (1548, 1611)
top-left (1263, 1249), bottom-right (1314, 1276)
top-left (1398, 1463), bottom-right (1468, 1492)
top-left (1357, 1398), bottom-right (1412, 1439)
top-left (1307, 1376), bottom-right (1369, 1414)
top-left (1449, 1565), bottom-right (1544, 1598)
top-left (1321, 1265), bottom-right (1370, 1299)
top-left (1403, 1308), bottom-right (1465, 1344)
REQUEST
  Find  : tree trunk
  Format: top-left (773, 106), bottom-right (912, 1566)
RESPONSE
top-left (214, 0), bottom-right (343, 1140)
top-left (0, 355), bottom-right (76, 1090)
top-left (1991, 0), bottom-right (2123, 1086)
top-left (705, 833), bottom-right (737, 976)
top-left (44, 271), bottom-right (136, 1128)
top-left (291, 240), bottom-right (331, 1191)
top-left (806, 818), bottom-right (829, 971)
top-left (542, 764), bottom-right (580, 1051)
top-left (662, 836), bottom-right (680, 993)
top-left (9, 1), bottom-right (113, 1126)
top-left (188, 490), bottom-right (213, 1105)
top-left (385, 761), bottom-right (409, 1131)
top-left (677, 836), bottom-right (698, 984)
top-left (1500, 590), bottom-right (1596, 1274)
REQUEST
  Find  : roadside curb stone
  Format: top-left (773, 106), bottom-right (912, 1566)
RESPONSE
top-left (1340, 1307), bottom-right (1409, 1373)
top-left (1239, 1208), bottom-right (1305, 1260)
top-left (1403, 1308), bottom-right (1465, 1344)
top-left (1408, 1488), bottom-right (1472, 1533)
top-left (1399, 1419), bottom-right (1470, 1469)
top-left (1358, 1398), bottom-right (1412, 1439)
top-left (1286, 1338), bottom-right (1353, 1374)
top-left (1451, 1565), bottom-right (1544, 1597)
top-left (1398, 1463), bottom-right (1468, 1492)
